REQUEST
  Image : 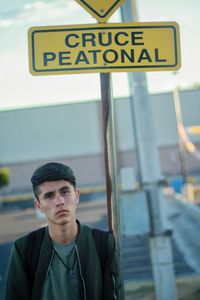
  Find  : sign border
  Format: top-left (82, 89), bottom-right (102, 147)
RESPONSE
top-left (77, 0), bottom-right (123, 18)
top-left (29, 23), bottom-right (180, 75)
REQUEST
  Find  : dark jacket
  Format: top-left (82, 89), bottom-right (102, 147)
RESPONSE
top-left (5, 222), bottom-right (121, 300)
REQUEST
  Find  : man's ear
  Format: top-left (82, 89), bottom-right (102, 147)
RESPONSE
top-left (34, 198), bottom-right (41, 210)
top-left (76, 189), bottom-right (80, 204)
top-left (34, 198), bottom-right (46, 220)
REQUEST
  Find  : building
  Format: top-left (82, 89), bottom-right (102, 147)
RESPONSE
top-left (0, 89), bottom-right (200, 195)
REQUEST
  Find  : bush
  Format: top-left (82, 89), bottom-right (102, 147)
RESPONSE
top-left (0, 167), bottom-right (10, 188)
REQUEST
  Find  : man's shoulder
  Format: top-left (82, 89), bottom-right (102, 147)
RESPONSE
top-left (79, 222), bottom-right (113, 241)
top-left (14, 226), bottom-right (47, 251)
top-left (78, 221), bottom-right (111, 235)
top-left (92, 228), bottom-right (112, 242)
top-left (14, 233), bottom-right (29, 248)
top-left (78, 222), bottom-right (114, 253)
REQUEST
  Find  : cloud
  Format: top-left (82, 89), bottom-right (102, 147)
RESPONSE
top-left (23, 1), bottom-right (49, 11)
top-left (0, 0), bottom-right (80, 28)
top-left (0, 19), bottom-right (13, 28)
top-left (0, 50), bottom-right (100, 110)
top-left (0, 49), bottom-right (129, 110)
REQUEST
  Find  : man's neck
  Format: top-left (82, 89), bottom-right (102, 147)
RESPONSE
top-left (48, 221), bottom-right (78, 244)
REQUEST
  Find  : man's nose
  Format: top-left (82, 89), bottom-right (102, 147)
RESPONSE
top-left (56, 194), bottom-right (64, 206)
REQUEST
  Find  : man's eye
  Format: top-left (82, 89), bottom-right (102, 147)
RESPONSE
top-left (45, 193), bottom-right (53, 199)
top-left (62, 190), bottom-right (69, 195)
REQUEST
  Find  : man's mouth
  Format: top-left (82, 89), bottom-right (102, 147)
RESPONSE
top-left (56, 209), bottom-right (69, 215)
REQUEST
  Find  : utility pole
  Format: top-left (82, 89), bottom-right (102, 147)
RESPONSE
top-left (120, 1), bottom-right (177, 299)
top-left (173, 86), bottom-right (188, 184)
top-left (100, 73), bottom-right (125, 299)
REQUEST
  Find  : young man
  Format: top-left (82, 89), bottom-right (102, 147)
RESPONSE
top-left (5, 162), bottom-right (121, 300)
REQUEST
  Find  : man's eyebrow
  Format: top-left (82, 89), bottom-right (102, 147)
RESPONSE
top-left (42, 191), bottom-right (54, 198)
top-left (59, 185), bottom-right (71, 191)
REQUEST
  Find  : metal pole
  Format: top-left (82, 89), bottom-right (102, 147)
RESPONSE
top-left (100, 73), bottom-right (117, 231)
top-left (120, 1), bottom-right (177, 299)
top-left (100, 72), bottom-right (125, 299)
top-left (173, 87), bottom-right (187, 184)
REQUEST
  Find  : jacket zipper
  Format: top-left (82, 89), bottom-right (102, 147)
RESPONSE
top-left (112, 274), bottom-right (117, 300)
top-left (75, 245), bottom-right (87, 300)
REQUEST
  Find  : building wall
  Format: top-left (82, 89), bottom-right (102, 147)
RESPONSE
top-left (0, 89), bottom-right (200, 195)
top-left (151, 89), bottom-right (200, 146)
top-left (0, 101), bottom-right (103, 163)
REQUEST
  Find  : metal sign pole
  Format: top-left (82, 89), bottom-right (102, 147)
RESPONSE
top-left (100, 72), bottom-right (125, 299)
top-left (173, 87), bottom-right (188, 184)
top-left (120, 1), bottom-right (177, 299)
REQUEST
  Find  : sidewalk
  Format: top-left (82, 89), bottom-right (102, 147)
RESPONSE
top-left (125, 276), bottom-right (200, 300)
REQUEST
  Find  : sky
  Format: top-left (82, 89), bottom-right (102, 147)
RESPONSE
top-left (0, 0), bottom-right (199, 110)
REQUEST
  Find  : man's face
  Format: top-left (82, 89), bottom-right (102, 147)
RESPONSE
top-left (34, 180), bottom-right (80, 226)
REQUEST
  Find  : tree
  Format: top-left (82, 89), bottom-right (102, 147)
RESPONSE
top-left (191, 82), bottom-right (200, 89)
top-left (0, 167), bottom-right (10, 188)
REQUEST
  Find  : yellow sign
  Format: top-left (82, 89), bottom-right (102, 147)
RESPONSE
top-left (75, 0), bottom-right (125, 23)
top-left (28, 22), bottom-right (181, 76)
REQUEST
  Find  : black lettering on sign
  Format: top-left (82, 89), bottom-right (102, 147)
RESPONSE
top-left (103, 49), bottom-right (118, 63)
top-left (82, 33), bottom-right (96, 47)
top-left (138, 49), bottom-right (152, 63)
top-left (65, 34), bottom-right (79, 48)
top-left (155, 48), bottom-right (167, 62)
top-left (131, 32), bottom-right (144, 45)
top-left (121, 49), bottom-right (135, 63)
top-left (43, 52), bottom-right (56, 66)
top-left (75, 51), bottom-right (89, 64)
top-left (88, 50), bottom-right (101, 64)
top-left (59, 52), bottom-right (71, 65)
top-left (115, 32), bottom-right (129, 46)
top-left (98, 32), bottom-right (112, 46)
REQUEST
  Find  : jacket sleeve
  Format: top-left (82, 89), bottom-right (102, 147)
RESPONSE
top-left (4, 239), bottom-right (30, 300)
top-left (103, 233), bottom-right (122, 300)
